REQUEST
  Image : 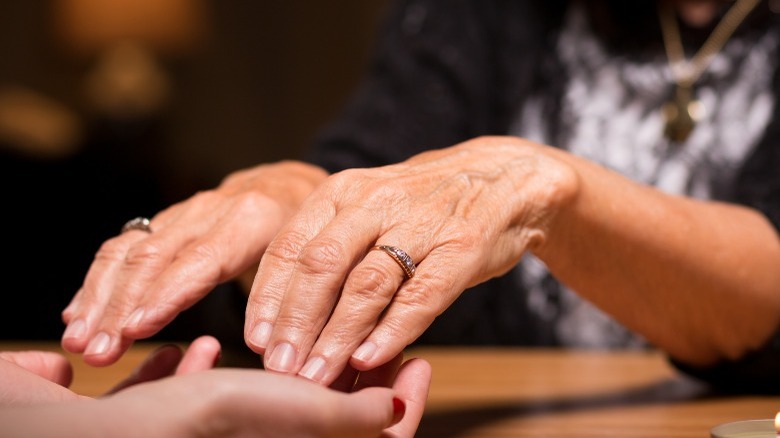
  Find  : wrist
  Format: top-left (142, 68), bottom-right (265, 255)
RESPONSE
top-left (474, 136), bottom-right (580, 256)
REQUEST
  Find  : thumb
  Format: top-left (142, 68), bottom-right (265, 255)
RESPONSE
top-left (0, 351), bottom-right (73, 387)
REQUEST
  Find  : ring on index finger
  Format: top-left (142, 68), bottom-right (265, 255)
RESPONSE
top-left (371, 245), bottom-right (416, 279)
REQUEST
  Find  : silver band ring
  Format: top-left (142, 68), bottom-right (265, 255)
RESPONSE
top-left (121, 217), bottom-right (152, 234)
top-left (371, 245), bottom-right (416, 279)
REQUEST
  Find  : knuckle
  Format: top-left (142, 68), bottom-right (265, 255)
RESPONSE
top-left (178, 244), bottom-right (223, 283)
top-left (397, 281), bottom-right (444, 312)
top-left (297, 238), bottom-right (346, 276)
top-left (275, 311), bottom-right (320, 334)
top-left (180, 241), bottom-right (220, 264)
top-left (94, 238), bottom-right (129, 263)
top-left (328, 168), bottom-right (392, 199)
top-left (325, 316), bottom-right (374, 346)
top-left (143, 301), bottom-right (180, 327)
top-left (101, 294), bottom-right (135, 319)
top-left (264, 231), bottom-right (308, 263)
top-left (378, 313), bottom-right (426, 343)
top-left (230, 191), bottom-right (267, 214)
top-left (345, 264), bottom-right (397, 303)
top-left (123, 241), bottom-right (164, 269)
top-left (329, 167), bottom-right (363, 184)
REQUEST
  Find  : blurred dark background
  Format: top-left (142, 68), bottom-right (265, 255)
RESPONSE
top-left (0, 0), bottom-right (388, 342)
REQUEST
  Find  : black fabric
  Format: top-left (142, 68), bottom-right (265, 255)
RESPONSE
top-left (306, 0), bottom-right (780, 391)
top-left (0, 117), bottom-right (166, 340)
top-left (308, 0), bottom-right (567, 171)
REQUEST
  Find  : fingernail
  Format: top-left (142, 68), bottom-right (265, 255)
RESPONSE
top-left (299, 357), bottom-right (327, 382)
top-left (250, 321), bottom-right (273, 349)
top-left (85, 332), bottom-right (111, 356)
top-left (63, 319), bottom-right (86, 340)
top-left (124, 308), bottom-right (145, 328)
top-left (265, 342), bottom-right (296, 373)
top-left (392, 397), bottom-right (406, 424)
top-left (352, 341), bottom-right (377, 362)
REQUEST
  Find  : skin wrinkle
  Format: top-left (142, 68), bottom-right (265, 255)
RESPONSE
top-left (280, 238), bottom-right (357, 347)
top-left (178, 242), bottom-right (222, 279)
top-left (360, 175), bottom-right (410, 210)
top-left (274, 303), bottom-right (331, 340)
top-left (400, 280), bottom-right (454, 315)
top-left (95, 239), bottom-right (133, 266)
top-left (123, 241), bottom-right (167, 274)
top-left (297, 237), bottom-right (350, 279)
top-left (371, 284), bottom-right (449, 348)
top-left (347, 264), bottom-right (399, 306)
top-left (264, 229), bottom-right (311, 268)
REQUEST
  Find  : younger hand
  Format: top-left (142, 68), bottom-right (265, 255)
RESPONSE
top-left (0, 335), bottom-right (221, 405)
top-left (0, 348), bottom-right (431, 438)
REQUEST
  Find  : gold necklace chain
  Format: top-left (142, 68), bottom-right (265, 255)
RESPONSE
top-left (658, 0), bottom-right (761, 142)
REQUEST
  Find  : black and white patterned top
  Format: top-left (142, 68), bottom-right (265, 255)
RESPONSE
top-left (510, 3), bottom-right (779, 349)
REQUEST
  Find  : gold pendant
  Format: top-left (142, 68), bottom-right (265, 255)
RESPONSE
top-left (662, 85), bottom-right (704, 143)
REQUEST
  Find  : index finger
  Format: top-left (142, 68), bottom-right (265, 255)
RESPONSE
top-left (246, 201), bottom-right (383, 376)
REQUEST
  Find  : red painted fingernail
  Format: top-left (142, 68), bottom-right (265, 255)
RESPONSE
top-left (392, 397), bottom-right (406, 424)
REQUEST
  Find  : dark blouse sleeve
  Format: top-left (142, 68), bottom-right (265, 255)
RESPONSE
top-left (306, 0), bottom-right (562, 173)
top-left (306, 0), bottom-right (496, 173)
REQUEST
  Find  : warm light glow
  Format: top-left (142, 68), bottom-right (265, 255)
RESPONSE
top-left (51, 0), bottom-right (208, 56)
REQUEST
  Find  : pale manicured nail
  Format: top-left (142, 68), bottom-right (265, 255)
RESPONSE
top-left (250, 322), bottom-right (273, 349)
top-left (299, 357), bottom-right (327, 382)
top-left (63, 319), bottom-right (86, 340)
top-left (265, 342), bottom-right (296, 373)
top-left (124, 308), bottom-right (145, 328)
top-left (85, 332), bottom-right (111, 356)
top-left (352, 341), bottom-right (377, 362)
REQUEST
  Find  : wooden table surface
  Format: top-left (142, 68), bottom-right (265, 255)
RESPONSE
top-left (2, 342), bottom-right (778, 437)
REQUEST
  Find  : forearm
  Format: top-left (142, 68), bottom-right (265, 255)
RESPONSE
top-left (535, 147), bottom-right (780, 366)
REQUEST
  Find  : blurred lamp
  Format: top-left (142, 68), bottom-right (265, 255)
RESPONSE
top-left (52, 0), bottom-right (207, 57)
top-left (51, 0), bottom-right (208, 118)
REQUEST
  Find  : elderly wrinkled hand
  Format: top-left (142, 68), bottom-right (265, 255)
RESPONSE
top-left (60, 161), bottom-right (327, 366)
top-left (245, 136), bottom-right (578, 385)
